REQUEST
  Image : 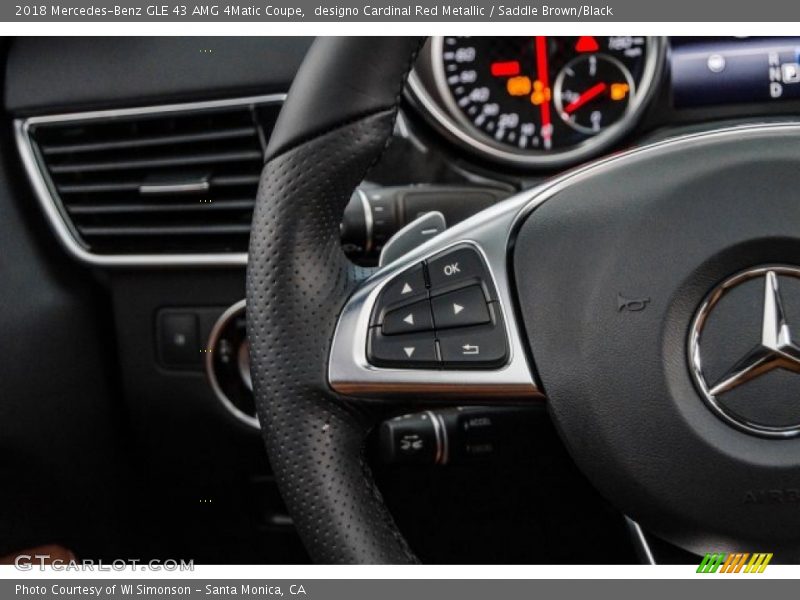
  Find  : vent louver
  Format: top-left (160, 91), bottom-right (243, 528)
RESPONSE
top-left (22, 97), bottom-right (283, 258)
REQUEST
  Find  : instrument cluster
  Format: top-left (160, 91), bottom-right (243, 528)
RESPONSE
top-left (409, 36), bottom-right (665, 169)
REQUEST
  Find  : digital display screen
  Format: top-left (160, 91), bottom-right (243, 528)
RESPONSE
top-left (670, 37), bottom-right (800, 107)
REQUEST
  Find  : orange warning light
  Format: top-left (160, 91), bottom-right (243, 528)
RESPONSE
top-left (507, 76), bottom-right (532, 96)
top-left (610, 82), bottom-right (630, 101)
top-left (530, 80), bottom-right (551, 106)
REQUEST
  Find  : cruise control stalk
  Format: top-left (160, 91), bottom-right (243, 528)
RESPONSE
top-left (379, 407), bottom-right (541, 466)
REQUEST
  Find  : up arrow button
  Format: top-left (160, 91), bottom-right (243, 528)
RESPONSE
top-left (371, 263), bottom-right (428, 327)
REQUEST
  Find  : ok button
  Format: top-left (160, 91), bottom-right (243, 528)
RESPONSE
top-left (443, 263), bottom-right (461, 276)
top-left (426, 245), bottom-right (496, 299)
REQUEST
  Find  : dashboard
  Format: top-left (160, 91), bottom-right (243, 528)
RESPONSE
top-left (4, 35), bottom-right (800, 564)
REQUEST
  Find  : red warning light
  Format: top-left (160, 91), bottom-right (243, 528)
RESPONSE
top-left (490, 60), bottom-right (521, 77)
top-left (575, 36), bottom-right (599, 53)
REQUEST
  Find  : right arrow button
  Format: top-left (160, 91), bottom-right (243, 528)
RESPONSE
top-left (431, 285), bottom-right (490, 330)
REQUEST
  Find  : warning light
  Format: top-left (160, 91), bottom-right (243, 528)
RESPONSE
top-left (506, 76), bottom-right (532, 96)
top-left (575, 36), bottom-right (599, 53)
top-left (610, 82), bottom-right (630, 101)
top-left (491, 60), bottom-right (521, 77)
top-left (530, 80), bottom-right (551, 106)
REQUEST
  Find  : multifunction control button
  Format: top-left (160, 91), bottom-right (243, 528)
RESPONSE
top-left (382, 300), bottom-right (434, 335)
top-left (368, 330), bottom-right (438, 367)
top-left (437, 317), bottom-right (508, 367)
top-left (367, 245), bottom-right (508, 369)
top-left (426, 246), bottom-right (497, 300)
top-left (431, 285), bottom-right (490, 330)
top-left (379, 263), bottom-right (426, 306)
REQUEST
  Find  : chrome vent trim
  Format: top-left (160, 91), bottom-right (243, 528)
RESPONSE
top-left (15, 94), bottom-right (286, 267)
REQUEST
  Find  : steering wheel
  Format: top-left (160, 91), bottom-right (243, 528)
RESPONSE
top-left (247, 38), bottom-right (800, 563)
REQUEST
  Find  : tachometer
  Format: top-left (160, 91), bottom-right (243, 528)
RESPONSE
top-left (412, 36), bottom-right (664, 168)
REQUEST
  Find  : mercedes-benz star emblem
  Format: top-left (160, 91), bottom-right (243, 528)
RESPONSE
top-left (689, 267), bottom-right (800, 438)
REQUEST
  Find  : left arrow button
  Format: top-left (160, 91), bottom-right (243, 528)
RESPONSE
top-left (382, 299), bottom-right (434, 335)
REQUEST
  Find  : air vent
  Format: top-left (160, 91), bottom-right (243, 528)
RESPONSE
top-left (18, 96), bottom-right (284, 261)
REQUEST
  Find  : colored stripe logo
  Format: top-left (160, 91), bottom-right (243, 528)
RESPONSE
top-left (697, 552), bottom-right (773, 573)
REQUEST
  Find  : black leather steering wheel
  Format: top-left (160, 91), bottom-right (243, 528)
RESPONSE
top-left (248, 37), bottom-right (800, 563)
top-left (247, 37), bottom-right (423, 563)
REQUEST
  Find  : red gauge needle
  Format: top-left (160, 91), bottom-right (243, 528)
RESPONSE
top-left (534, 36), bottom-right (552, 149)
top-left (564, 82), bottom-right (607, 114)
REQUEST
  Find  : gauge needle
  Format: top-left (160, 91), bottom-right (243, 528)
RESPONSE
top-left (564, 82), bottom-right (607, 114)
top-left (535, 36), bottom-right (552, 149)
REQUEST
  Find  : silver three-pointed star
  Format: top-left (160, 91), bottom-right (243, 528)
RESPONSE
top-left (710, 271), bottom-right (800, 396)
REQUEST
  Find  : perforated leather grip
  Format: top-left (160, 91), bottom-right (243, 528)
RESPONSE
top-left (246, 38), bottom-right (423, 564)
